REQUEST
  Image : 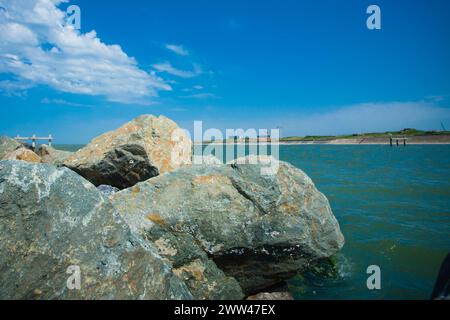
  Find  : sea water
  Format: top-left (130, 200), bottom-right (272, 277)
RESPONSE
top-left (281, 145), bottom-right (450, 300)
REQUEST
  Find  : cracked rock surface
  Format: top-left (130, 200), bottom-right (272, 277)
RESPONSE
top-left (111, 156), bottom-right (344, 294)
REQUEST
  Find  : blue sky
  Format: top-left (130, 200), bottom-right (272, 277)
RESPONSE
top-left (1, 0), bottom-right (450, 143)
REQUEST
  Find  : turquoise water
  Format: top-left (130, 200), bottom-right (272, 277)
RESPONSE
top-left (56, 144), bottom-right (450, 299)
top-left (281, 145), bottom-right (450, 300)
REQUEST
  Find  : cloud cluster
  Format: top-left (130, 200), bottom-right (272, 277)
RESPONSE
top-left (153, 45), bottom-right (218, 99)
top-left (278, 101), bottom-right (450, 136)
top-left (0, 0), bottom-right (171, 104)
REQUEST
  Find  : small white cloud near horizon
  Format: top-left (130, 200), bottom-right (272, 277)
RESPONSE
top-left (0, 0), bottom-right (171, 104)
top-left (277, 101), bottom-right (450, 136)
top-left (165, 44), bottom-right (189, 56)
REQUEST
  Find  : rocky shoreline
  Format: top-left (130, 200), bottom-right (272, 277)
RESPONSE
top-left (0, 115), bottom-right (344, 300)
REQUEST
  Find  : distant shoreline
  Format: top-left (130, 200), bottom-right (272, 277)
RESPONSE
top-left (194, 141), bottom-right (450, 145)
top-left (196, 133), bottom-right (450, 146)
top-left (278, 141), bottom-right (450, 145)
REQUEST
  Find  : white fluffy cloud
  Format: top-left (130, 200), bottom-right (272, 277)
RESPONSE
top-left (0, 0), bottom-right (171, 104)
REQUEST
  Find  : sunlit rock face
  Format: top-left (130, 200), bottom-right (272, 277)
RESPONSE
top-left (2, 147), bottom-right (41, 163)
top-left (64, 115), bottom-right (192, 189)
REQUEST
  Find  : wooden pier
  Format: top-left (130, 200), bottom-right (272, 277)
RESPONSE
top-left (390, 136), bottom-right (407, 147)
top-left (15, 134), bottom-right (53, 149)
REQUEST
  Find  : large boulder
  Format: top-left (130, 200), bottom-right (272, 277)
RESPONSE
top-left (3, 147), bottom-right (41, 163)
top-left (64, 115), bottom-right (192, 189)
top-left (0, 160), bottom-right (192, 300)
top-left (0, 136), bottom-right (22, 159)
top-left (37, 144), bottom-right (73, 166)
top-left (111, 156), bottom-right (344, 294)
